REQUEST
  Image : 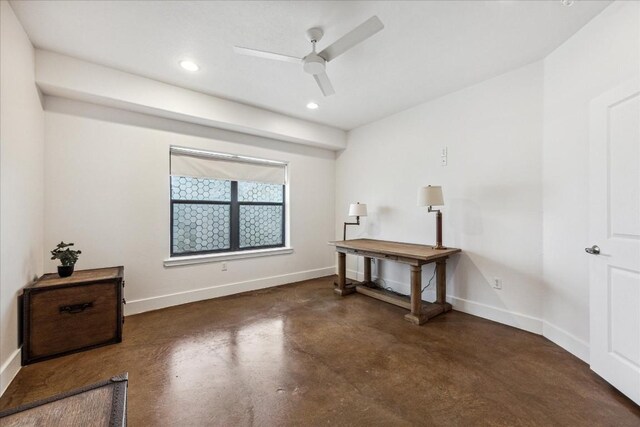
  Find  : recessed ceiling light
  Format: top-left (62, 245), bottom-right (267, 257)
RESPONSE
top-left (306, 102), bottom-right (319, 110)
top-left (560, 0), bottom-right (574, 6)
top-left (179, 60), bottom-right (199, 71)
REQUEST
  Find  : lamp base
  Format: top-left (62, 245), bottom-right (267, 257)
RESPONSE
top-left (434, 210), bottom-right (445, 250)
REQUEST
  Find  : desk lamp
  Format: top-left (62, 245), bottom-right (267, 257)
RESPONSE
top-left (343, 202), bottom-right (367, 240)
top-left (417, 186), bottom-right (446, 249)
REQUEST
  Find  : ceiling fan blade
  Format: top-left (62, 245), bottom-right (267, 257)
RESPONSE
top-left (233, 46), bottom-right (302, 64)
top-left (313, 72), bottom-right (335, 96)
top-left (318, 16), bottom-right (384, 62)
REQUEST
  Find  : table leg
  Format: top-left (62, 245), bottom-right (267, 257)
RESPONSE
top-left (334, 252), bottom-right (355, 296)
top-left (436, 258), bottom-right (452, 312)
top-left (363, 257), bottom-right (372, 284)
top-left (404, 264), bottom-right (427, 325)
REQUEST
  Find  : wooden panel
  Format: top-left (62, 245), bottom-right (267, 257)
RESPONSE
top-left (410, 265), bottom-right (422, 316)
top-left (28, 283), bottom-right (118, 359)
top-left (331, 239), bottom-right (460, 263)
top-left (22, 267), bottom-right (124, 364)
top-left (355, 285), bottom-right (411, 310)
top-left (363, 257), bottom-right (372, 283)
top-left (334, 252), bottom-right (355, 296)
top-left (32, 267), bottom-right (122, 289)
top-left (436, 260), bottom-right (447, 304)
top-left (355, 284), bottom-right (450, 322)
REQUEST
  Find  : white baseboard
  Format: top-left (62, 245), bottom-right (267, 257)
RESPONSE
top-left (348, 269), bottom-right (590, 361)
top-left (0, 348), bottom-right (21, 397)
top-left (542, 321), bottom-right (590, 363)
top-left (451, 300), bottom-right (590, 363)
top-left (125, 266), bottom-right (335, 316)
top-left (449, 296), bottom-right (543, 335)
top-left (348, 269), bottom-right (541, 334)
top-left (347, 270), bottom-right (542, 335)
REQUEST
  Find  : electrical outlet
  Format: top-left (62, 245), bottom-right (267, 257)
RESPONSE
top-left (492, 277), bottom-right (502, 290)
top-left (221, 262), bottom-right (227, 271)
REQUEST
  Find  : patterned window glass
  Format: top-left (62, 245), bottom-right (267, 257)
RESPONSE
top-left (239, 205), bottom-right (284, 248)
top-left (171, 176), bottom-right (231, 201)
top-left (172, 204), bottom-right (230, 254)
top-left (238, 181), bottom-right (283, 203)
top-left (170, 168), bottom-right (285, 256)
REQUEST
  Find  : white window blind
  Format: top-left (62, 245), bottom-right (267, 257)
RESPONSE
top-left (170, 147), bottom-right (286, 185)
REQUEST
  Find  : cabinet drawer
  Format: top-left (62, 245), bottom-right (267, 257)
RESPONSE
top-left (24, 282), bottom-right (121, 363)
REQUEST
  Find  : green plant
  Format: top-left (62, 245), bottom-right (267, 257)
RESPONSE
top-left (50, 241), bottom-right (82, 266)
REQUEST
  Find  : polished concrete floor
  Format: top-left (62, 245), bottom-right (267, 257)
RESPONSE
top-left (1, 276), bottom-right (639, 426)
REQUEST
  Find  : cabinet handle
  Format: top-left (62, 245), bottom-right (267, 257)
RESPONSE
top-left (59, 302), bottom-right (93, 314)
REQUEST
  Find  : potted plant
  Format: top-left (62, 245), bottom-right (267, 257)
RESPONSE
top-left (50, 242), bottom-right (82, 277)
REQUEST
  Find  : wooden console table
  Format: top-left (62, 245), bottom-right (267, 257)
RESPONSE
top-left (330, 239), bottom-right (461, 325)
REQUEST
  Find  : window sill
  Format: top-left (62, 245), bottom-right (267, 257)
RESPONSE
top-left (163, 247), bottom-right (293, 267)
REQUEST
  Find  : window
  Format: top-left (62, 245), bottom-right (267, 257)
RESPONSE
top-left (170, 147), bottom-right (286, 257)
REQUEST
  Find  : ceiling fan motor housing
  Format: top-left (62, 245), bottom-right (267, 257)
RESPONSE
top-left (303, 53), bottom-right (325, 75)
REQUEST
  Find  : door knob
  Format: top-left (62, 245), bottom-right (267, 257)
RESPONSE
top-left (585, 245), bottom-right (600, 255)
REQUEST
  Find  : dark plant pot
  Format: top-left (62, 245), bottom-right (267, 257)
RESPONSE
top-left (57, 265), bottom-right (74, 278)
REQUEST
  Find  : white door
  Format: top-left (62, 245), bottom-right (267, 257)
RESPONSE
top-left (589, 78), bottom-right (640, 405)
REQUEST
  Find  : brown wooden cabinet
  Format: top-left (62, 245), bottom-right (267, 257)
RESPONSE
top-left (21, 266), bottom-right (124, 365)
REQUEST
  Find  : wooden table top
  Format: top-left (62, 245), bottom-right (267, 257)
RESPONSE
top-left (330, 239), bottom-right (461, 261)
top-left (30, 266), bottom-right (124, 289)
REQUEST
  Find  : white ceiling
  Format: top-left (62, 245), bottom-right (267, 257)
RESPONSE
top-left (11, 0), bottom-right (610, 130)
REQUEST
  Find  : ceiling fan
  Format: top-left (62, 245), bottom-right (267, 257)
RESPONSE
top-left (233, 16), bottom-right (384, 97)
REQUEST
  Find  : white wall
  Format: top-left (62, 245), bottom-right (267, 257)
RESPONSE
top-left (542, 0), bottom-right (640, 357)
top-left (43, 97), bottom-right (336, 314)
top-left (0, 1), bottom-right (45, 394)
top-left (337, 1), bottom-right (640, 363)
top-left (337, 61), bottom-right (545, 333)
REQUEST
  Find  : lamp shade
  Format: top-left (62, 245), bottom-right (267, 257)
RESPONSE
top-left (417, 186), bottom-right (444, 207)
top-left (348, 203), bottom-right (368, 217)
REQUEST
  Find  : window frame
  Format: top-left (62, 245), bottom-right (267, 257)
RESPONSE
top-left (170, 179), bottom-right (286, 258)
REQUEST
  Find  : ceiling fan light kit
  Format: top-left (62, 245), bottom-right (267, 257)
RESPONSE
top-left (234, 16), bottom-right (384, 97)
top-left (303, 54), bottom-right (325, 75)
